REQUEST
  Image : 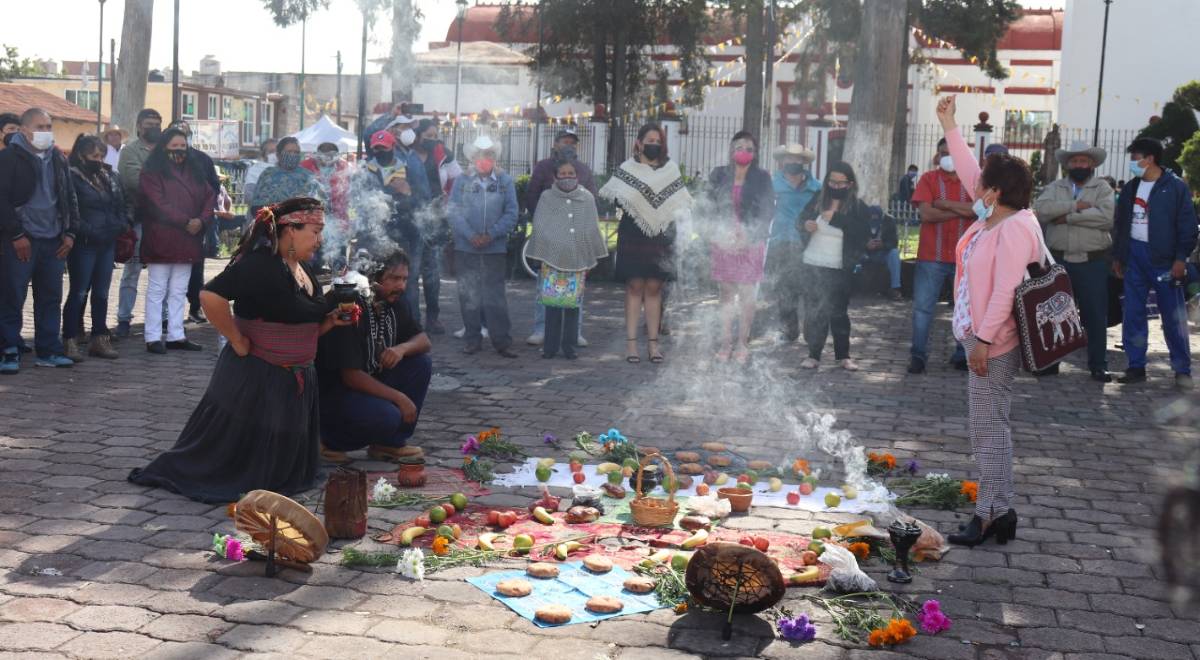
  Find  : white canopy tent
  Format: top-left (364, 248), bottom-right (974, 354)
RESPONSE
top-left (289, 115), bottom-right (357, 153)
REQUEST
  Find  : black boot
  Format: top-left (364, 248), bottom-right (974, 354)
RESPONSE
top-left (949, 509), bottom-right (1017, 547)
top-left (543, 307), bottom-right (562, 359)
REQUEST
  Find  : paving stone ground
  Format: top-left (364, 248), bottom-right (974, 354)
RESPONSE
top-left (0, 259), bottom-right (1197, 659)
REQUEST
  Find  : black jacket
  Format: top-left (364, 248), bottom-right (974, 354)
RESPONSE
top-left (0, 141), bottom-right (80, 241)
top-left (705, 164), bottom-right (776, 242)
top-left (798, 194), bottom-right (873, 272)
top-left (865, 205), bottom-right (899, 252)
top-left (71, 165), bottom-right (131, 246)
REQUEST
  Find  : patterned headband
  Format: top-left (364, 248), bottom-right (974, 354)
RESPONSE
top-left (279, 208), bottom-right (325, 225)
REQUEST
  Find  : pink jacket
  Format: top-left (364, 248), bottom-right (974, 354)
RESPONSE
top-left (947, 129), bottom-right (1043, 356)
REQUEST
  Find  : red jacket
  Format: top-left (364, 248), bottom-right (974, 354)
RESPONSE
top-left (300, 157), bottom-right (350, 221)
top-left (138, 165), bottom-right (215, 264)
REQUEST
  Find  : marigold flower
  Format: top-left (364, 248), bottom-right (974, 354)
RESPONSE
top-left (431, 536), bottom-right (451, 556)
top-left (674, 602), bottom-right (688, 614)
top-left (848, 542), bottom-right (871, 562)
top-left (882, 454), bottom-right (896, 469)
top-left (868, 629), bottom-right (886, 647)
top-left (792, 459), bottom-right (810, 476)
top-left (883, 618), bottom-right (916, 644)
top-left (960, 481), bottom-right (978, 502)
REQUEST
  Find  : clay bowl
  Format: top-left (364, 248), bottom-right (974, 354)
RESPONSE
top-left (717, 487), bottom-right (753, 513)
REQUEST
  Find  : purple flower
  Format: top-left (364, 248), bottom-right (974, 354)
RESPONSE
top-left (461, 436), bottom-right (480, 455)
top-left (777, 613), bottom-right (816, 642)
top-left (225, 538), bottom-right (245, 562)
top-left (543, 433), bottom-right (559, 448)
top-left (906, 459), bottom-right (920, 476)
top-left (918, 599), bottom-right (952, 634)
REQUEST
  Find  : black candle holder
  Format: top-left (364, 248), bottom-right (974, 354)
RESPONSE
top-left (886, 519), bottom-right (923, 584)
top-left (328, 282), bottom-right (359, 321)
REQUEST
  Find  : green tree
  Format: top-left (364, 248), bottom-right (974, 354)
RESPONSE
top-left (0, 45), bottom-right (39, 82)
top-left (261, 0), bottom-right (329, 26)
top-left (1139, 81), bottom-right (1200, 173)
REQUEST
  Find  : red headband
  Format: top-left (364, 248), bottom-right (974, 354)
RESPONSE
top-left (255, 207), bottom-right (325, 227)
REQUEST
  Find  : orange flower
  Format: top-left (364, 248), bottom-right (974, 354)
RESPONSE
top-left (431, 536), bottom-right (451, 556)
top-left (848, 542), bottom-right (871, 562)
top-left (883, 454), bottom-right (896, 469)
top-left (884, 618), bottom-right (917, 644)
top-left (477, 428), bottom-right (500, 443)
top-left (463, 456), bottom-right (474, 465)
top-left (960, 481), bottom-right (978, 502)
top-left (792, 459), bottom-right (811, 476)
top-left (867, 451), bottom-right (880, 463)
top-left (868, 629), bottom-right (886, 647)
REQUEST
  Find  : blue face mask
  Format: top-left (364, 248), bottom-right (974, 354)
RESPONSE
top-left (972, 197), bottom-right (994, 221)
top-left (1129, 159), bottom-right (1147, 178)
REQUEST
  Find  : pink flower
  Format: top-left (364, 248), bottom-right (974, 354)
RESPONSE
top-left (461, 436), bottom-right (480, 455)
top-left (225, 538), bottom-right (245, 562)
top-left (918, 599), bottom-right (952, 635)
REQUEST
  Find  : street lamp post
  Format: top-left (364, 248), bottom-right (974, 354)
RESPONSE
top-left (171, 0), bottom-right (180, 122)
top-left (452, 0), bottom-right (468, 156)
top-left (300, 13), bottom-right (307, 130)
top-left (336, 50), bottom-right (343, 127)
top-left (357, 7), bottom-right (368, 159)
top-left (97, 0), bottom-right (105, 133)
top-left (1092, 0), bottom-right (1113, 146)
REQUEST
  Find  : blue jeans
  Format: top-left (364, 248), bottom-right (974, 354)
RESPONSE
top-left (533, 298), bottom-right (585, 339)
top-left (864, 248), bottom-right (902, 289)
top-left (909, 260), bottom-right (965, 364)
top-left (1062, 258), bottom-right (1110, 372)
top-left (0, 237), bottom-right (66, 357)
top-left (320, 353), bottom-right (433, 451)
top-left (117, 224), bottom-right (142, 324)
top-left (62, 242), bottom-right (116, 339)
top-left (398, 236), bottom-right (423, 326)
top-left (1123, 241), bottom-right (1190, 374)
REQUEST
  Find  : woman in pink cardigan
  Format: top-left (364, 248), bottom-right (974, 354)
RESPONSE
top-left (937, 96), bottom-right (1043, 547)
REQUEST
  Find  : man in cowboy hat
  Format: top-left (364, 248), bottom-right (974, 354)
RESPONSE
top-left (767, 144), bottom-right (822, 342)
top-left (1033, 140), bottom-right (1115, 382)
top-left (447, 135), bottom-right (519, 358)
top-left (102, 125), bottom-right (127, 169)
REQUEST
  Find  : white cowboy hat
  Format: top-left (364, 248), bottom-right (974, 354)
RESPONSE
top-left (1056, 140), bottom-right (1107, 167)
top-left (385, 115), bottom-right (415, 129)
top-left (465, 135), bottom-right (502, 159)
top-left (772, 143), bottom-right (816, 163)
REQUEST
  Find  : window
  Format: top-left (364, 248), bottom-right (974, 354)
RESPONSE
top-left (180, 92), bottom-right (197, 120)
top-left (65, 89), bottom-right (100, 112)
top-left (207, 96), bottom-right (218, 120)
top-left (223, 97), bottom-right (233, 120)
top-left (1003, 110), bottom-right (1053, 144)
top-left (242, 101), bottom-right (256, 145)
top-left (260, 101), bottom-right (273, 141)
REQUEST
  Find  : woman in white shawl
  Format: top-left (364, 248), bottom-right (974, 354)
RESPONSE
top-left (599, 123), bottom-right (693, 363)
top-left (525, 160), bottom-right (607, 360)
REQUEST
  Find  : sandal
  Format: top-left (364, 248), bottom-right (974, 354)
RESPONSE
top-left (648, 338), bottom-right (665, 364)
top-left (625, 338), bottom-right (641, 363)
top-left (733, 345), bottom-right (750, 365)
top-left (715, 343), bottom-right (732, 363)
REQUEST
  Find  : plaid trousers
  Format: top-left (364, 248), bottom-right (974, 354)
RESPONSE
top-left (963, 336), bottom-right (1019, 519)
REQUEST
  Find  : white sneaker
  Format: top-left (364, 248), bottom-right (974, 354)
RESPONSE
top-left (453, 327), bottom-right (466, 339)
top-left (801, 357), bottom-right (819, 369)
top-left (482, 328), bottom-right (489, 339)
top-left (841, 358), bottom-right (860, 371)
top-left (527, 332), bottom-right (544, 346)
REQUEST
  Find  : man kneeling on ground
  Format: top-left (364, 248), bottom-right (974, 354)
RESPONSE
top-left (317, 250), bottom-right (432, 463)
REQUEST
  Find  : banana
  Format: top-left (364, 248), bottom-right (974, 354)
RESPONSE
top-left (554, 540), bottom-right (583, 560)
top-left (789, 566), bottom-right (820, 583)
top-left (596, 462), bottom-right (621, 474)
top-left (478, 533), bottom-right (500, 551)
top-left (537, 457), bottom-right (556, 469)
top-left (680, 528), bottom-right (709, 549)
top-left (399, 526), bottom-right (427, 546)
top-left (532, 506), bottom-right (555, 524)
top-left (648, 549), bottom-right (673, 563)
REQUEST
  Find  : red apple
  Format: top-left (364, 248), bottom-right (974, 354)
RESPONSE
top-left (569, 461), bottom-right (583, 473)
top-left (798, 482), bottom-right (814, 496)
top-left (800, 550), bottom-right (819, 566)
top-left (737, 474), bottom-right (751, 484)
top-left (786, 491), bottom-right (801, 505)
top-left (739, 536), bottom-right (756, 547)
top-left (572, 472), bottom-right (586, 484)
top-left (486, 510), bottom-right (500, 526)
top-left (441, 503), bottom-right (457, 517)
top-left (695, 483), bottom-right (710, 496)
top-left (753, 537), bottom-right (770, 552)
top-left (414, 514), bottom-right (431, 528)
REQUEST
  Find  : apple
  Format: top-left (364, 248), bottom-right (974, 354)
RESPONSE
top-left (753, 537), bottom-right (770, 552)
top-left (569, 460), bottom-right (583, 473)
top-left (739, 536), bottom-right (756, 547)
top-left (842, 484), bottom-right (858, 500)
top-left (414, 514), bottom-right (431, 528)
top-left (824, 493), bottom-right (841, 508)
top-left (800, 550), bottom-right (819, 565)
top-left (736, 474), bottom-right (751, 484)
top-left (696, 483), bottom-right (710, 496)
top-left (573, 472), bottom-right (586, 484)
top-left (786, 491), bottom-right (801, 505)
top-left (486, 510), bottom-right (500, 526)
top-left (798, 482), bottom-right (814, 496)
top-left (441, 503), bottom-right (457, 517)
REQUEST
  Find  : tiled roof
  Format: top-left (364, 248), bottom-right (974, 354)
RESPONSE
top-left (0, 84), bottom-right (108, 124)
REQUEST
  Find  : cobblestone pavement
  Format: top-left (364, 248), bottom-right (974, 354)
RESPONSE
top-left (0, 260), bottom-right (1197, 659)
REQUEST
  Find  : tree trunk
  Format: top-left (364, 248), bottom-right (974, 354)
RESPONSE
top-left (841, 0), bottom-right (906, 207)
top-left (608, 24), bottom-right (628, 168)
top-left (741, 0), bottom-right (765, 138)
top-left (389, 0), bottom-right (420, 104)
top-left (592, 30), bottom-right (608, 111)
top-left (888, 12), bottom-right (912, 200)
top-left (113, 0), bottom-right (153, 133)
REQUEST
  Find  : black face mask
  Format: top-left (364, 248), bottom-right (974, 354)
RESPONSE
top-left (372, 149), bottom-right (394, 165)
top-left (641, 144), bottom-right (663, 161)
top-left (421, 139), bottom-right (438, 154)
top-left (142, 126), bottom-right (162, 143)
top-left (783, 163), bottom-right (806, 177)
top-left (827, 187), bottom-right (850, 200)
top-left (82, 160), bottom-right (103, 175)
top-left (1068, 167), bottom-right (1093, 183)
top-left (167, 149), bottom-right (187, 164)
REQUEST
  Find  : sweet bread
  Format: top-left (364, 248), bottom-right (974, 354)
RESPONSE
top-left (677, 462), bottom-right (705, 475)
top-left (496, 578), bottom-right (532, 597)
top-left (707, 455), bottom-right (731, 467)
top-left (526, 562), bottom-right (560, 579)
top-left (675, 451), bottom-right (701, 463)
top-left (701, 442), bottom-right (727, 452)
top-left (585, 595), bottom-right (624, 613)
top-left (622, 576), bottom-right (655, 594)
top-left (582, 554), bottom-right (613, 573)
top-left (748, 460), bottom-right (774, 471)
top-left (535, 604), bottom-right (573, 624)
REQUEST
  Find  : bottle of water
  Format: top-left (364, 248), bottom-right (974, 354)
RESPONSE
top-left (1156, 272), bottom-right (1184, 287)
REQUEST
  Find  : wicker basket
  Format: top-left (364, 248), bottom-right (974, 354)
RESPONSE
top-left (629, 453), bottom-right (679, 527)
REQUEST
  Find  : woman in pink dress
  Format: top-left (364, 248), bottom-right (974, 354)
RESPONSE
top-left (705, 131), bottom-right (775, 363)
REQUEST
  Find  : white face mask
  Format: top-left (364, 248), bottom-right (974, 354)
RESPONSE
top-left (939, 155), bottom-right (955, 173)
top-left (400, 129), bottom-right (416, 147)
top-left (31, 132), bottom-right (54, 151)
top-left (267, 153), bottom-right (278, 164)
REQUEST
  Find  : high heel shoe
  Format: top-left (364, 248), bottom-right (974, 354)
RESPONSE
top-left (948, 509), bottom-right (1017, 547)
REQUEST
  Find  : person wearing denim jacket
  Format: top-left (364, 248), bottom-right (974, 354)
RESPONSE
top-left (447, 135), bottom-right (519, 357)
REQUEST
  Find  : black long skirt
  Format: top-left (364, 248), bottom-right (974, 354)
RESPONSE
top-left (128, 347), bottom-right (319, 503)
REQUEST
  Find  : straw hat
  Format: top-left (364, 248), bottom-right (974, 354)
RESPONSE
top-left (465, 135), bottom-right (502, 159)
top-left (1056, 140), bottom-right (1107, 167)
top-left (102, 125), bottom-right (128, 139)
top-left (772, 144), bottom-right (815, 163)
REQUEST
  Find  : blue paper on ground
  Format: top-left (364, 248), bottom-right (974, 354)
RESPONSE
top-left (466, 561), bottom-right (664, 627)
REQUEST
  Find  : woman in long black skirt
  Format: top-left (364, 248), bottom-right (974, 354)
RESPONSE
top-left (129, 197), bottom-right (353, 503)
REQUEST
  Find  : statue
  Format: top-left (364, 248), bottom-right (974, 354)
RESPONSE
top-left (1041, 124), bottom-right (1061, 183)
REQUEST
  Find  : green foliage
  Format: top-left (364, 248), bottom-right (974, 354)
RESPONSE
top-left (0, 45), bottom-right (39, 82)
top-left (788, 0), bottom-right (861, 108)
top-left (1178, 130), bottom-right (1200, 196)
top-left (917, 0), bottom-right (1021, 80)
top-left (1139, 81), bottom-right (1200, 172)
top-left (261, 0), bottom-right (329, 27)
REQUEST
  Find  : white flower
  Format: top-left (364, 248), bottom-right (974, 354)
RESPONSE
top-left (372, 477), bottom-right (397, 502)
top-left (397, 548), bottom-right (425, 581)
top-left (925, 473), bottom-right (951, 481)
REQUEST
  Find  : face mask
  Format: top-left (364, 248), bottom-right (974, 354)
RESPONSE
top-left (908, 171), bottom-right (918, 179)
top-left (555, 177), bottom-right (578, 192)
top-left (557, 145), bottom-right (577, 161)
top-left (641, 144), bottom-right (663, 161)
top-left (317, 152), bottom-right (337, 166)
top-left (142, 127), bottom-right (162, 143)
top-left (400, 129), bottom-right (416, 147)
top-left (167, 149), bottom-right (187, 164)
top-left (1068, 167), bottom-right (1093, 183)
top-left (421, 139), bottom-right (438, 154)
top-left (732, 150), bottom-right (754, 166)
top-left (827, 186), bottom-right (850, 200)
top-left (372, 149), bottom-right (394, 165)
top-left (1129, 159), bottom-right (1146, 178)
top-left (972, 197), bottom-right (994, 221)
top-left (939, 155), bottom-right (955, 173)
top-left (474, 158), bottom-right (495, 175)
top-left (783, 163), bottom-right (806, 177)
top-left (30, 132), bottom-right (54, 151)
top-left (82, 160), bottom-right (103, 175)
top-left (267, 153), bottom-right (278, 164)
top-left (279, 152), bottom-right (301, 170)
